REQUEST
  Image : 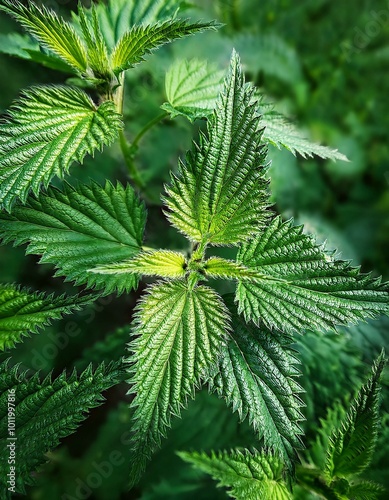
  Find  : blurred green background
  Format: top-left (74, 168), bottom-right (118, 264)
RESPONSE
top-left (0, 1), bottom-right (388, 498)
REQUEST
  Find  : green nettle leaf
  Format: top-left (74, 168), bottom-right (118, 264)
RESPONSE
top-left (161, 58), bottom-right (224, 121)
top-left (111, 19), bottom-right (218, 75)
top-left (91, 0), bottom-right (186, 50)
top-left (93, 250), bottom-right (187, 278)
top-left (0, 284), bottom-right (94, 351)
top-left (259, 105), bottom-right (349, 161)
top-left (178, 449), bottom-right (292, 500)
top-left (76, 3), bottom-right (111, 83)
top-left (204, 257), bottom-right (259, 280)
top-left (325, 353), bottom-right (386, 479)
top-left (164, 51), bottom-right (269, 246)
top-left (0, 360), bottom-right (124, 494)
top-left (208, 296), bottom-right (303, 466)
top-left (0, 85), bottom-right (122, 210)
top-left (0, 0), bottom-right (88, 73)
top-left (236, 217), bottom-right (389, 332)
top-left (347, 480), bottom-right (384, 500)
top-left (127, 280), bottom-right (229, 486)
top-left (0, 181), bottom-right (146, 294)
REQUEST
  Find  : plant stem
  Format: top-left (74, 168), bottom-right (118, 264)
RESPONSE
top-left (113, 75), bottom-right (125, 115)
top-left (119, 130), bottom-right (145, 190)
top-left (118, 113), bottom-right (168, 191)
top-left (113, 74), bottom-right (146, 189)
top-left (132, 112), bottom-right (168, 149)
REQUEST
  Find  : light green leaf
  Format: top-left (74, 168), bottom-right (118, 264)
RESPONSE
top-left (0, 85), bottom-right (122, 210)
top-left (93, 250), bottom-right (187, 278)
top-left (89, 0), bottom-right (186, 50)
top-left (236, 217), bottom-right (389, 332)
top-left (127, 280), bottom-right (229, 486)
top-left (0, 284), bottom-right (94, 351)
top-left (111, 19), bottom-right (218, 75)
top-left (164, 51), bottom-right (270, 246)
top-left (204, 257), bottom-right (259, 280)
top-left (260, 106), bottom-right (349, 161)
top-left (178, 449), bottom-right (292, 500)
top-left (0, 0), bottom-right (88, 73)
top-left (208, 296), bottom-right (303, 466)
top-left (0, 360), bottom-right (124, 494)
top-left (161, 58), bottom-right (224, 121)
top-left (325, 353), bottom-right (386, 479)
top-left (0, 181), bottom-right (146, 295)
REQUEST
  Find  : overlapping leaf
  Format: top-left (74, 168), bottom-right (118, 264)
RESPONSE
top-left (76, 4), bottom-right (111, 83)
top-left (93, 250), bottom-right (187, 278)
top-left (157, 58), bottom-right (347, 160)
top-left (259, 106), bottom-right (349, 161)
top-left (0, 0), bottom-right (88, 73)
top-left (236, 217), bottom-right (389, 332)
top-left (0, 360), bottom-right (124, 494)
top-left (0, 31), bottom-right (74, 73)
top-left (111, 20), bottom-right (218, 75)
top-left (127, 280), bottom-right (229, 486)
top-left (347, 481), bottom-right (384, 500)
top-left (0, 181), bottom-right (146, 294)
top-left (90, 0), bottom-right (186, 50)
top-left (0, 284), bottom-right (94, 350)
top-left (164, 51), bottom-right (270, 246)
top-left (0, 85), bottom-right (122, 210)
top-left (208, 296), bottom-right (303, 466)
top-left (161, 58), bottom-right (224, 121)
top-left (178, 449), bottom-right (292, 500)
top-left (296, 355), bottom-right (386, 499)
top-left (325, 353), bottom-right (386, 479)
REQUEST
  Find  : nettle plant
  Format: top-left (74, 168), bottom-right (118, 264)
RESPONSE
top-left (0, 1), bottom-right (388, 499)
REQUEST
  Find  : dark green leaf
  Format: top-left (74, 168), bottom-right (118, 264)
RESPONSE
top-left (208, 296), bottom-right (304, 466)
top-left (0, 360), bottom-right (124, 494)
top-left (325, 353), bottom-right (386, 479)
top-left (0, 284), bottom-right (94, 350)
top-left (236, 217), bottom-right (389, 332)
top-left (0, 181), bottom-right (146, 294)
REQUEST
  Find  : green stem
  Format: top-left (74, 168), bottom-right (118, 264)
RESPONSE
top-left (114, 75), bottom-right (146, 190)
top-left (113, 74), bottom-right (125, 114)
top-left (119, 130), bottom-right (145, 190)
top-left (132, 112), bottom-right (168, 149)
top-left (114, 78), bottom-right (167, 194)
